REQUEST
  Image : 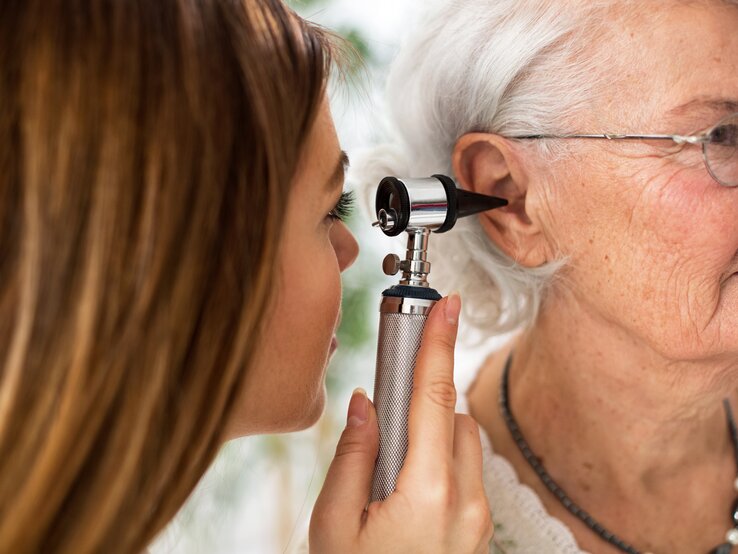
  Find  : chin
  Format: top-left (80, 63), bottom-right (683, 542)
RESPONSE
top-left (281, 385), bottom-right (327, 433)
top-left (224, 384), bottom-right (328, 438)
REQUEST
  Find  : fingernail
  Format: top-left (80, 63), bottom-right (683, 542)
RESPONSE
top-left (347, 387), bottom-right (368, 427)
top-left (445, 292), bottom-right (461, 325)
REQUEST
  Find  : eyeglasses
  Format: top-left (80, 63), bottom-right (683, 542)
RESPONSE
top-left (508, 111), bottom-right (738, 187)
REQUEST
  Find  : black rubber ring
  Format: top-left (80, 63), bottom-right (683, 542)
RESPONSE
top-left (433, 174), bottom-right (458, 234)
top-left (382, 285), bottom-right (442, 301)
top-left (376, 177), bottom-right (411, 237)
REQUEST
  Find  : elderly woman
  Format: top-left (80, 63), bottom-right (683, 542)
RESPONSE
top-left (362, 0), bottom-right (738, 552)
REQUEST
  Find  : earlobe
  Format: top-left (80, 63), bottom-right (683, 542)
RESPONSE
top-left (452, 133), bottom-right (549, 268)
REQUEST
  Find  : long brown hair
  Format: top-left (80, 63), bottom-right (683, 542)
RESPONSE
top-left (0, 1), bottom-right (332, 552)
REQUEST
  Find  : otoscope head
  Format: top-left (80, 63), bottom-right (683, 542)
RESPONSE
top-left (374, 175), bottom-right (507, 237)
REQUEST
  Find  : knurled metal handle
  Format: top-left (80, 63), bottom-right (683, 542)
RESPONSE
top-left (370, 310), bottom-right (429, 502)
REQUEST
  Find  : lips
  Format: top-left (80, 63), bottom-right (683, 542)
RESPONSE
top-left (329, 312), bottom-right (342, 355)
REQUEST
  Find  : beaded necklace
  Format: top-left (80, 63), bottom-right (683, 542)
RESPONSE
top-left (499, 354), bottom-right (738, 554)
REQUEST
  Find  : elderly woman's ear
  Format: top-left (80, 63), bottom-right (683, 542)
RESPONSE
top-left (452, 133), bottom-right (552, 268)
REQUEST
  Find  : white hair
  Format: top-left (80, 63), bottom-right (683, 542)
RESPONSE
top-left (353, 0), bottom-right (733, 339)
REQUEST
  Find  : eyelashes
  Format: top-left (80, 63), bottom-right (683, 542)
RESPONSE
top-left (327, 190), bottom-right (356, 222)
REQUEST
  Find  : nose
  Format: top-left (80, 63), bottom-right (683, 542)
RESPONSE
top-left (331, 221), bottom-right (359, 272)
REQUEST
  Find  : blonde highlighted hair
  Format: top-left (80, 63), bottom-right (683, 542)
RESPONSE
top-left (0, 1), bottom-right (333, 552)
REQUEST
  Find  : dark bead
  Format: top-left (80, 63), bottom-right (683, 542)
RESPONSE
top-left (710, 543), bottom-right (732, 554)
top-left (733, 497), bottom-right (738, 526)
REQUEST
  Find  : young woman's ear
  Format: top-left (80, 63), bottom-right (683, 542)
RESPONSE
top-left (452, 133), bottom-right (550, 268)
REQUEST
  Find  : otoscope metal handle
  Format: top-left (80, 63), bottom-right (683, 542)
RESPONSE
top-left (369, 174), bottom-right (506, 502)
top-left (370, 295), bottom-right (437, 502)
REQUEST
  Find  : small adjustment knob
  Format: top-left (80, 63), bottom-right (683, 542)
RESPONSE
top-left (382, 254), bottom-right (401, 276)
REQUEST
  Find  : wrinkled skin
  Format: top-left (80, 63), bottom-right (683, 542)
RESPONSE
top-left (460, 3), bottom-right (738, 553)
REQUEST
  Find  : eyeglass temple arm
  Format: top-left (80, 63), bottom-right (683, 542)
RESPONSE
top-left (509, 133), bottom-right (709, 144)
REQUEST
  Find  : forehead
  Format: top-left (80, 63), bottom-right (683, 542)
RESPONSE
top-left (293, 99), bottom-right (339, 186)
top-left (603, 2), bottom-right (738, 127)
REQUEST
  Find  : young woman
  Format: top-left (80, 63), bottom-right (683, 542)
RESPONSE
top-left (0, 1), bottom-right (491, 552)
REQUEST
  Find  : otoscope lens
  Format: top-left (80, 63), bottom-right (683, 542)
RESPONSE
top-left (376, 177), bottom-right (411, 237)
top-left (378, 209), bottom-right (397, 231)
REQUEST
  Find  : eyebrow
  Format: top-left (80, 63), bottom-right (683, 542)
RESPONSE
top-left (326, 150), bottom-right (350, 193)
top-left (668, 97), bottom-right (738, 118)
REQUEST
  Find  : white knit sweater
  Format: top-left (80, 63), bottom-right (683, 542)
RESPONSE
top-left (458, 384), bottom-right (589, 554)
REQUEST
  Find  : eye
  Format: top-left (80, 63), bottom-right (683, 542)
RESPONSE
top-left (709, 123), bottom-right (738, 147)
top-left (327, 190), bottom-right (355, 223)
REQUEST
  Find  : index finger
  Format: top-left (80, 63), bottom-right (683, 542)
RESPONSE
top-left (402, 294), bottom-right (461, 476)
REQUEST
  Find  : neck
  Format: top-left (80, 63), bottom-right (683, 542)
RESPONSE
top-left (510, 290), bottom-right (738, 494)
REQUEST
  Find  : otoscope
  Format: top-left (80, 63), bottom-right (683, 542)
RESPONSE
top-left (370, 174), bottom-right (508, 502)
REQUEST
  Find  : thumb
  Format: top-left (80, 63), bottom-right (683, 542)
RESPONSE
top-left (312, 388), bottom-right (379, 535)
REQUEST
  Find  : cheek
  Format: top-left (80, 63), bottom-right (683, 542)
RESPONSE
top-left (275, 237), bottom-right (342, 420)
top-left (635, 169), bottom-right (738, 292)
top-left (229, 235), bottom-right (343, 436)
top-left (646, 166), bottom-right (737, 247)
top-left (301, 234), bottom-right (343, 333)
top-left (549, 163), bottom-right (738, 358)
top-left (636, 172), bottom-right (738, 354)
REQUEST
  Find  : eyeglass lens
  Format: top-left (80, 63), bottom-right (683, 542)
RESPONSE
top-left (705, 112), bottom-right (738, 187)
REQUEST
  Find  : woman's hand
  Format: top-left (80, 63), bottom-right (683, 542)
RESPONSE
top-left (310, 295), bottom-right (493, 554)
